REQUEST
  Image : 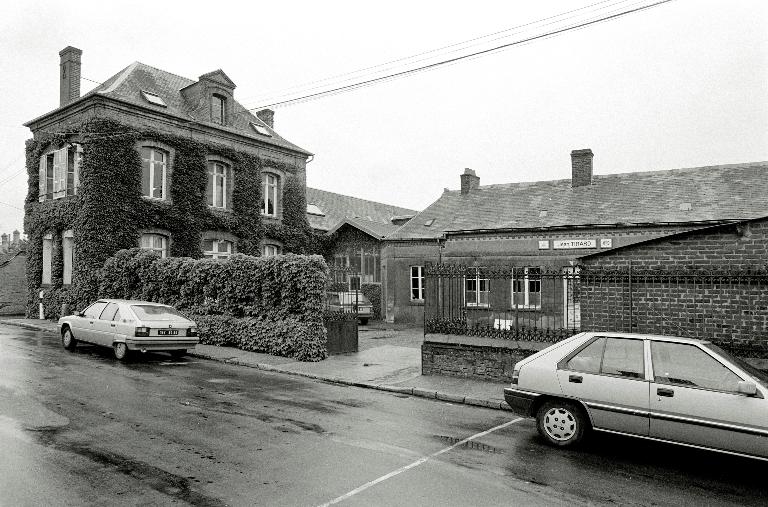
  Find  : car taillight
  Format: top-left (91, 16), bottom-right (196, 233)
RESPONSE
top-left (511, 367), bottom-right (520, 385)
top-left (186, 327), bottom-right (198, 337)
top-left (135, 326), bottom-right (150, 337)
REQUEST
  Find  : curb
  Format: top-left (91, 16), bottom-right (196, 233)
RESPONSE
top-left (0, 320), bottom-right (512, 413)
top-left (190, 350), bottom-right (511, 412)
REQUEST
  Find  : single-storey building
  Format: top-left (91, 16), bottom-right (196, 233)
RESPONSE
top-left (383, 149), bottom-right (768, 325)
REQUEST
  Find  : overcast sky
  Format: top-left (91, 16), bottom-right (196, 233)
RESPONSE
top-left (0, 0), bottom-right (766, 235)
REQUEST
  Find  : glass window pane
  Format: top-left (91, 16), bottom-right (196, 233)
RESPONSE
top-left (153, 159), bottom-right (163, 198)
top-left (566, 337), bottom-right (605, 374)
top-left (651, 342), bottom-right (742, 392)
top-left (601, 338), bottom-right (644, 379)
top-left (84, 301), bottom-right (108, 320)
top-left (100, 303), bottom-right (120, 321)
top-left (131, 305), bottom-right (184, 320)
top-left (206, 170), bottom-right (213, 206)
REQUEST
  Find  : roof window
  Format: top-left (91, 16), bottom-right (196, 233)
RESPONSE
top-left (250, 122), bottom-right (272, 137)
top-left (141, 90), bottom-right (166, 107)
top-left (306, 203), bottom-right (325, 216)
top-left (424, 218), bottom-right (435, 227)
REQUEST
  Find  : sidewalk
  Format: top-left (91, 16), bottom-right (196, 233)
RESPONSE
top-left (0, 318), bottom-right (512, 411)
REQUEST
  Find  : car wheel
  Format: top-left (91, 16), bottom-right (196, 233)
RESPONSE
top-left (169, 350), bottom-right (186, 358)
top-left (113, 342), bottom-right (130, 361)
top-left (62, 327), bottom-right (77, 351)
top-left (359, 318), bottom-right (369, 325)
top-left (536, 400), bottom-right (587, 447)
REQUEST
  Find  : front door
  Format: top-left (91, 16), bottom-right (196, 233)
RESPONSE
top-left (91, 302), bottom-right (120, 346)
top-left (557, 336), bottom-right (649, 436)
top-left (78, 301), bottom-right (109, 344)
top-left (649, 340), bottom-right (768, 458)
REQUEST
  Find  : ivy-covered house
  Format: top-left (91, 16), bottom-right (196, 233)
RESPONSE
top-left (23, 46), bottom-right (314, 318)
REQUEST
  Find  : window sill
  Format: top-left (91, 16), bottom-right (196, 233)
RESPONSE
top-left (409, 299), bottom-right (424, 306)
top-left (509, 306), bottom-right (542, 312)
top-left (466, 304), bottom-right (491, 309)
top-left (208, 205), bottom-right (231, 212)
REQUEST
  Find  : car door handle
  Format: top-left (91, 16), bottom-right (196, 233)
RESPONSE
top-left (89, 321), bottom-right (94, 325)
top-left (569, 375), bottom-right (583, 383)
top-left (110, 324), bottom-right (116, 327)
top-left (657, 387), bottom-right (675, 397)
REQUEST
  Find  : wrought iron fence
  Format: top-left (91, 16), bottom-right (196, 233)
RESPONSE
top-left (424, 263), bottom-right (581, 343)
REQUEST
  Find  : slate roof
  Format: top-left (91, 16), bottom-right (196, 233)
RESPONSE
top-left (306, 187), bottom-right (417, 235)
top-left (388, 162), bottom-right (768, 240)
top-left (33, 62), bottom-right (310, 155)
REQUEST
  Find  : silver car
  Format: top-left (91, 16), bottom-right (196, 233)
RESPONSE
top-left (504, 332), bottom-right (768, 461)
top-left (59, 299), bottom-right (199, 361)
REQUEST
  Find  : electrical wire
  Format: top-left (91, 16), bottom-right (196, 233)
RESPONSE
top-left (241, 0), bottom-right (673, 111)
top-left (0, 200), bottom-right (23, 211)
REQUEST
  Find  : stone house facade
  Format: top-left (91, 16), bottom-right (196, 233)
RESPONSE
top-left (24, 47), bottom-right (313, 317)
top-left (384, 150), bottom-right (768, 325)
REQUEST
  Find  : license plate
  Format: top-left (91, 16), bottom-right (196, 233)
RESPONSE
top-left (158, 329), bottom-right (178, 336)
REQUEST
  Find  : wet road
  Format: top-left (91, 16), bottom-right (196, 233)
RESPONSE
top-left (0, 323), bottom-right (766, 506)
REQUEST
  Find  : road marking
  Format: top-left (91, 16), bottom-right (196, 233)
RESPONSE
top-left (316, 417), bottom-right (524, 506)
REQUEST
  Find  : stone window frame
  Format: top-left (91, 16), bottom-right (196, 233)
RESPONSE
top-left (206, 156), bottom-right (234, 211)
top-left (38, 143), bottom-right (82, 202)
top-left (139, 228), bottom-right (171, 258)
top-left (261, 238), bottom-right (283, 257)
top-left (211, 93), bottom-right (228, 125)
top-left (202, 230), bottom-right (238, 260)
top-left (136, 141), bottom-right (175, 202)
top-left (42, 232), bottom-right (53, 285)
top-left (260, 167), bottom-right (285, 220)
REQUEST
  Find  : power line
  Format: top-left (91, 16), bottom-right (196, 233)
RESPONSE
top-left (0, 200), bottom-right (23, 211)
top-left (236, 0), bottom-right (628, 105)
top-left (242, 0), bottom-right (673, 111)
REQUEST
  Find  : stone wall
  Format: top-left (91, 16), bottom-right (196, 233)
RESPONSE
top-left (422, 335), bottom-right (541, 382)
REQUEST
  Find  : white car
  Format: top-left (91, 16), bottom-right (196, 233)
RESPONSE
top-left (504, 332), bottom-right (768, 461)
top-left (59, 299), bottom-right (199, 361)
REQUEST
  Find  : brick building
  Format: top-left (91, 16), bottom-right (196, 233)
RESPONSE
top-left (384, 150), bottom-right (768, 324)
top-left (24, 47), bottom-right (312, 316)
top-left (577, 216), bottom-right (768, 353)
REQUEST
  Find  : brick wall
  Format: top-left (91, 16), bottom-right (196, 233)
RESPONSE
top-left (579, 218), bottom-right (768, 355)
top-left (0, 252), bottom-right (27, 315)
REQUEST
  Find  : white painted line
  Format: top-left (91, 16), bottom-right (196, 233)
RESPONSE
top-left (316, 417), bottom-right (524, 507)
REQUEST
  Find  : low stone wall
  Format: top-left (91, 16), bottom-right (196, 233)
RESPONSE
top-left (422, 334), bottom-right (544, 383)
top-left (0, 252), bottom-right (26, 315)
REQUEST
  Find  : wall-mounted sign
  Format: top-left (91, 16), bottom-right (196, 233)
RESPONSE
top-left (538, 240), bottom-right (550, 250)
top-left (600, 238), bottom-right (613, 248)
top-left (553, 239), bottom-right (596, 250)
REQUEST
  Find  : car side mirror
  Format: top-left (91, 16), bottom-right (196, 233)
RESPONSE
top-left (74, 310), bottom-right (84, 317)
top-left (737, 381), bottom-right (758, 396)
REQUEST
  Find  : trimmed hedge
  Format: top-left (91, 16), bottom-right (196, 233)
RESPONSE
top-left (192, 314), bottom-right (327, 361)
top-left (97, 248), bottom-right (329, 361)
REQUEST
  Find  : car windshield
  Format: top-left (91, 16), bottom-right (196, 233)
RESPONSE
top-left (131, 305), bottom-right (185, 321)
top-left (704, 343), bottom-right (768, 387)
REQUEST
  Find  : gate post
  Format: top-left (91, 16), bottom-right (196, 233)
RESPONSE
top-left (628, 261), bottom-right (633, 332)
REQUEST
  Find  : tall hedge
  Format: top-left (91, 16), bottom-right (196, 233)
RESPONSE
top-left (99, 249), bottom-right (329, 361)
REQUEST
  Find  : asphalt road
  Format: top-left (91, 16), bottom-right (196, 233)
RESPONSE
top-left (0, 323), bottom-right (766, 506)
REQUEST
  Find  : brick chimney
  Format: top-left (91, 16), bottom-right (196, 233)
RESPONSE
top-left (571, 149), bottom-right (593, 187)
top-left (460, 168), bottom-right (480, 195)
top-left (12, 230), bottom-right (20, 245)
top-left (1, 233), bottom-right (8, 250)
top-left (255, 108), bottom-right (274, 129)
top-left (59, 46), bottom-right (83, 107)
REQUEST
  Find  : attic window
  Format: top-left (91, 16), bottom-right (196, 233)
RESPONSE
top-left (250, 122), bottom-right (272, 137)
top-left (141, 91), bottom-right (166, 107)
top-left (424, 218), bottom-right (435, 227)
top-left (306, 203), bottom-right (325, 216)
top-left (679, 202), bottom-right (692, 211)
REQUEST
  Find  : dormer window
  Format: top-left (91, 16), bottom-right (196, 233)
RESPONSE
top-left (212, 94), bottom-right (227, 125)
top-left (250, 122), bottom-right (272, 137)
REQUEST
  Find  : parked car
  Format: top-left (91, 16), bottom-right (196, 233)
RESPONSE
top-left (504, 331), bottom-right (768, 460)
top-left (326, 291), bottom-right (373, 325)
top-left (59, 299), bottom-right (199, 361)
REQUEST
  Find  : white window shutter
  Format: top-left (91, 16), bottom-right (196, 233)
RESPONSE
top-left (38, 156), bottom-right (46, 199)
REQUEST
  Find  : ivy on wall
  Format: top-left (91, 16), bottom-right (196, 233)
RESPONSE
top-left (24, 118), bottom-right (319, 318)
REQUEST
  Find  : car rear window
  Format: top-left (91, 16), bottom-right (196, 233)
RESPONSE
top-left (131, 305), bottom-right (185, 321)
